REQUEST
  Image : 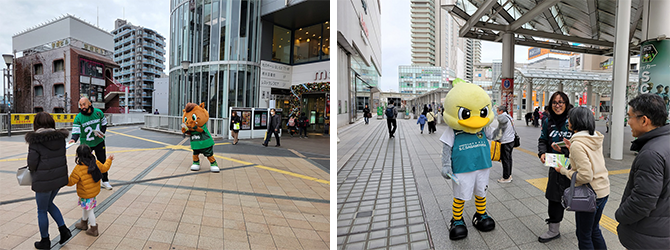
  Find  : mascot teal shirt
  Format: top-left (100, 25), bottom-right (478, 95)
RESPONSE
top-left (189, 124), bottom-right (215, 150)
top-left (451, 130), bottom-right (492, 174)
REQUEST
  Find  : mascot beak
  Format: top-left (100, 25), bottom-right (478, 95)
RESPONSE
top-left (458, 116), bottom-right (490, 129)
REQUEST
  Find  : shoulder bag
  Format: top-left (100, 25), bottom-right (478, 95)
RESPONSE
top-left (17, 166), bottom-right (32, 186)
top-left (562, 171), bottom-right (597, 212)
top-left (507, 116), bottom-right (521, 147)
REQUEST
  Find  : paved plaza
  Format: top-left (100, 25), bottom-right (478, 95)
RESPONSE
top-left (0, 126), bottom-right (330, 250)
top-left (338, 116), bottom-right (637, 250)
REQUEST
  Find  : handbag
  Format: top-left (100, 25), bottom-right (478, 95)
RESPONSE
top-left (513, 133), bottom-right (520, 148)
top-left (562, 171), bottom-right (597, 212)
top-left (234, 122), bottom-right (240, 130)
top-left (490, 141), bottom-right (501, 161)
top-left (16, 166), bottom-right (32, 186)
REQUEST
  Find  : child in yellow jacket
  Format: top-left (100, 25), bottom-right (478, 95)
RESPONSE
top-left (67, 144), bottom-right (113, 237)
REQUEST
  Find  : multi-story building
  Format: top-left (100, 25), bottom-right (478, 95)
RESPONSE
top-left (338, 0), bottom-right (381, 126)
top-left (398, 65), bottom-right (448, 95)
top-left (11, 15), bottom-right (121, 113)
top-left (170, 0), bottom-right (330, 132)
top-left (410, 0), bottom-right (439, 66)
top-left (111, 19), bottom-right (166, 112)
top-left (473, 62), bottom-right (492, 97)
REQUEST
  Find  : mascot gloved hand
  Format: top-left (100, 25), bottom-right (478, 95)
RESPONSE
top-left (182, 102), bottom-right (219, 172)
top-left (440, 78), bottom-right (497, 240)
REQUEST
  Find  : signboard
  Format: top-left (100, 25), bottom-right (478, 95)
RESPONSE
top-left (639, 40), bottom-right (670, 111)
top-left (11, 113), bottom-right (76, 125)
top-left (231, 109), bottom-right (252, 130)
top-left (260, 60), bottom-right (292, 89)
top-left (501, 78), bottom-right (514, 117)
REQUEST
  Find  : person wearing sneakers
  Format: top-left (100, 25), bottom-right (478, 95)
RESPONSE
top-left (493, 106), bottom-right (516, 183)
top-left (26, 112), bottom-right (72, 249)
top-left (69, 97), bottom-right (112, 190)
top-left (67, 144), bottom-right (113, 237)
top-left (537, 91), bottom-right (574, 243)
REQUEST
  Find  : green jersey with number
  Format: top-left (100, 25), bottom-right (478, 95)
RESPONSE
top-left (72, 108), bottom-right (107, 147)
top-left (189, 124), bottom-right (215, 150)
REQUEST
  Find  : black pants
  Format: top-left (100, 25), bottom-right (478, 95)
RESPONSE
top-left (500, 142), bottom-right (514, 179)
top-left (387, 118), bottom-right (397, 137)
top-left (547, 199), bottom-right (565, 223)
top-left (299, 127), bottom-right (308, 137)
top-left (264, 130), bottom-right (280, 146)
top-left (90, 141), bottom-right (108, 182)
top-left (428, 121), bottom-right (436, 133)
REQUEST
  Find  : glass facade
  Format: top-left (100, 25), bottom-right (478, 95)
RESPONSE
top-left (169, 0), bottom-right (261, 118)
top-left (398, 65), bottom-right (447, 94)
top-left (270, 21), bottom-right (329, 65)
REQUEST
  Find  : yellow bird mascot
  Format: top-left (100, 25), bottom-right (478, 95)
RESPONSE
top-left (440, 78), bottom-right (496, 240)
top-left (182, 102), bottom-right (219, 172)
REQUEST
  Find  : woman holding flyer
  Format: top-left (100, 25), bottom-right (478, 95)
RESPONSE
top-left (537, 91), bottom-right (573, 243)
top-left (554, 107), bottom-right (610, 250)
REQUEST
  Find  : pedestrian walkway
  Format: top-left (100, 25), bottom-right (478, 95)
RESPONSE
top-left (337, 117), bottom-right (634, 249)
top-left (0, 126), bottom-right (329, 250)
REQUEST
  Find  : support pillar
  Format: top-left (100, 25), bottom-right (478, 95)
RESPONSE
top-left (517, 85), bottom-right (524, 120)
top-left (526, 80), bottom-right (534, 114)
top-left (594, 92), bottom-right (601, 120)
top-left (501, 32), bottom-right (516, 118)
top-left (586, 82), bottom-right (593, 110)
top-left (610, 0), bottom-right (632, 160)
top-left (544, 91), bottom-right (550, 109)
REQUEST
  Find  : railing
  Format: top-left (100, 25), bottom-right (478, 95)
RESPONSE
top-left (144, 115), bottom-right (227, 137)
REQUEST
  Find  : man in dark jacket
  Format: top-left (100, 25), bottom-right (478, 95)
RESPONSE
top-left (386, 100), bottom-right (398, 138)
top-left (615, 94), bottom-right (670, 249)
top-left (262, 108), bottom-right (281, 147)
top-left (298, 112), bottom-right (309, 138)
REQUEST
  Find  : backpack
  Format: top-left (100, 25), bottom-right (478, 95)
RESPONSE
top-left (288, 118), bottom-right (295, 127)
top-left (386, 107), bottom-right (395, 118)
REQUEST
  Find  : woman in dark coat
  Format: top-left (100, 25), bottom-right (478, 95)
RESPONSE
top-left (537, 92), bottom-right (573, 243)
top-left (25, 112), bottom-right (72, 248)
top-left (229, 111), bottom-right (242, 145)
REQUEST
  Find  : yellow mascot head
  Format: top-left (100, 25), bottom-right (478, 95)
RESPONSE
top-left (443, 78), bottom-right (494, 134)
top-left (182, 102), bottom-right (209, 131)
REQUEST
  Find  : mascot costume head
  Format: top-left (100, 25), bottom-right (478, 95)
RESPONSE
top-left (182, 102), bottom-right (219, 172)
top-left (440, 78), bottom-right (496, 240)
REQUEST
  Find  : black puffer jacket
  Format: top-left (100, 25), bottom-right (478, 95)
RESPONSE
top-left (25, 129), bottom-right (69, 193)
top-left (615, 124), bottom-right (670, 249)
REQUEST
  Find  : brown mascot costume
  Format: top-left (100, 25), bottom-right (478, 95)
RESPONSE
top-left (181, 102), bottom-right (219, 172)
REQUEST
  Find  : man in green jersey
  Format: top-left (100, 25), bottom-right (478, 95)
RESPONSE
top-left (69, 97), bottom-right (112, 190)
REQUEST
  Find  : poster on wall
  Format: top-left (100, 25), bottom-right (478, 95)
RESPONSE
top-left (639, 40), bottom-right (670, 111)
top-left (501, 78), bottom-right (515, 117)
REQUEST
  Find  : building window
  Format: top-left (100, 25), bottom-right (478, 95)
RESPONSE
top-left (432, 82), bottom-right (439, 88)
top-left (53, 59), bottom-right (64, 72)
top-left (34, 64), bottom-right (43, 75)
top-left (272, 25), bottom-right (291, 64)
top-left (293, 22), bottom-right (328, 64)
top-left (35, 86), bottom-right (44, 96)
top-left (54, 84), bottom-right (65, 96)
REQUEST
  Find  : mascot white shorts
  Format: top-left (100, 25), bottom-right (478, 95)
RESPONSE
top-left (452, 168), bottom-right (490, 201)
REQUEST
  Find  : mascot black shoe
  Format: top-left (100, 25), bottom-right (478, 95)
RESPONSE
top-left (472, 212), bottom-right (495, 232)
top-left (449, 218), bottom-right (468, 240)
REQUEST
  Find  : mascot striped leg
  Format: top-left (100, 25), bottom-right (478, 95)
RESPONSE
top-left (449, 198), bottom-right (468, 240)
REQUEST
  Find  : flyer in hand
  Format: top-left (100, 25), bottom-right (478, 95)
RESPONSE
top-left (545, 153), bottom-right (570, 169)
top-left (65, 142), bottom-right (77, 149)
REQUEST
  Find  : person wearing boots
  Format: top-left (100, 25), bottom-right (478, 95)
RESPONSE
top-left (229, 111), bottom-right (241, 145)
top-left (25, 112), bottom-right (72, 249)
top-left (363, 105), bottom-right (371, 124)
top-left (537, 91), bottom-right (574, 243)
top-left (67, 145), bottom-right (114, 237)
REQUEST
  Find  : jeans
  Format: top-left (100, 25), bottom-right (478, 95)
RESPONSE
top-left (575, 196), bottom-right (608, 250)
top-left (364, 116), bottom-right (369, 124)
top-left (387, 118), bottom-right (397, 137)
top-left (36, 188), bottom-right (65, 238)
top-left (420, 124), bottom-right (425, 131)
top-left (91, 141), bottom-right (108, 182)
top-left (500, 142), bottom-right (514, 179)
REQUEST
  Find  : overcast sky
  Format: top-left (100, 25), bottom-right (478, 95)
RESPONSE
top-left (0, 0), bottom-right (170, 95)
top-left (378, 0), bottom-right (530, 92)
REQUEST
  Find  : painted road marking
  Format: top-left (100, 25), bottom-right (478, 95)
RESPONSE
top-left (106, 129), bottom-right (173, 146)
top-left (288, 149), bottom-right (306, 158)
top-left (214, 154), bottom-right (329, 185)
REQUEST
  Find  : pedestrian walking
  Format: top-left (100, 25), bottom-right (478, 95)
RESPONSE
top-left (533, 107), bottom-right (541, 127)
top-left (262, 108), bottom-right (282, 147)
top-left (25, 112), bottom-right (72, 249)
top-left (230, 111), bottom-right (241, 145)
top-left (554, 107), bottom-right (610, 249)
top-left (426, 108), bottom-right (436, 134)
top-left (412, 106), bottom-right (416, 116)
top-left (298, 112), bottom-right (309, 138)
top-left (493, 106), bottom-right (515, 183)
top-left (287, 114), bottom-right (297, 137)
top-left (417, 113), bottom-right (427, 134)
top-left (537, 91), bottom-right (574, 243)
top-left (386, 100), bottom-right (398, 138)
top-left (69, 97), bottom-right (112, 190)
top-left (615, 94), bottom-right (670, 249)
top-left (67, 145), bottom-right (113, 237)
top-left (363, 105), bottom-right (371, 124)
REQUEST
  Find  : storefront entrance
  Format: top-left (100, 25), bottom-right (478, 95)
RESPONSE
top-left (302, 93), bottom-right (327, 133)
